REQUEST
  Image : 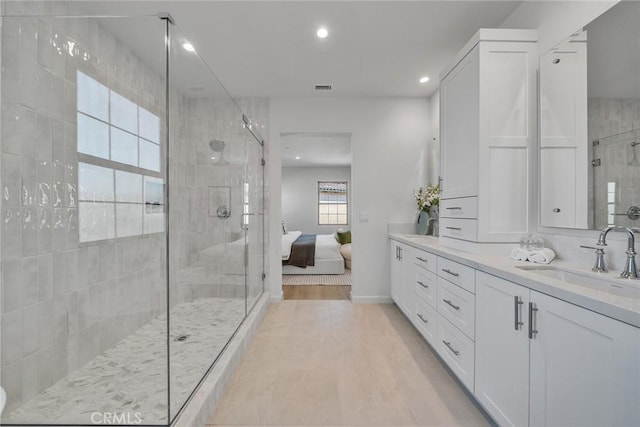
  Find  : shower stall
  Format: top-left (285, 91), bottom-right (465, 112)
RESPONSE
top-left (0, 11), bottom-right (267, 426)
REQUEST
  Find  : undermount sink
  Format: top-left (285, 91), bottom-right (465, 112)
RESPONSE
top-left (516, 265), bottom-right (640, 299)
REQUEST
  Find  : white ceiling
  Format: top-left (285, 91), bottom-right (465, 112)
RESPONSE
top-left (78, 1), bottom-right (522, 98)
top-left (281, 133), bottom-right (352, 167)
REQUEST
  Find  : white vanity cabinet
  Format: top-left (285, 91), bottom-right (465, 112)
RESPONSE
top-left (389, 240), bottom-right (415, 317)
top-left (529, 291), bottom-right (640, 427)
top-left (440, 29), bottom-right (538, 243)
top-left (475, 272), bottom-right (532, 427)
top-left (476, 271), bottom-right (640, 427)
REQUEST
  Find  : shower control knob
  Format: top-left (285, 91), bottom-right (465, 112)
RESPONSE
top-left (216, 205), bottom-right (230, 218)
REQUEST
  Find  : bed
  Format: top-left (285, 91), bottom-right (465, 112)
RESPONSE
top-left (282, 231), bottom-right (345, 275)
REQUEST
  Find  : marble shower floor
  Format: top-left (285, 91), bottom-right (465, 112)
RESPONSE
top-left (4, 297), bottom-right (246, 425)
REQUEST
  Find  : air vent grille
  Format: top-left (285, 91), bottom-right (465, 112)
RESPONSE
top-left (314, 84), bottom-right (333, 91)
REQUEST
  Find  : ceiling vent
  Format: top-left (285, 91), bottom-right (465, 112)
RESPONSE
top-left (314, 84), bottom-right (332, 91)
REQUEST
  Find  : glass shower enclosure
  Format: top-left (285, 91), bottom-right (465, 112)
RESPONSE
top-left (0, 12), bottom-right (265, 426)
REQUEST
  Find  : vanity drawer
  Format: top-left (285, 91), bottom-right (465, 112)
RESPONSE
top-left (437, 314), bottom-right (475, 392)
top-left (440, 197), bottom-right (478, 218)
top-left (413, 249), bottom-right (437, 274)
top-left (414, 297), bottom-right (438, 346)
top-left (440, 218), bottom-right (478, 242)
top-left (415, 268), bottom-right (437, 308)
top-left (437, 257), bottom-right (476, 294)
top-left (437, 276), bottom-right (475, 340)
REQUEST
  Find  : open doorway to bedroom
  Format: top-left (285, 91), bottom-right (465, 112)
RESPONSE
top-left (280, 132), bottom-right (352, 300)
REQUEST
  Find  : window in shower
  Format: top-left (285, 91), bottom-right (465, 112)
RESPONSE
top-left (76, 71), bottom-right (164, 242)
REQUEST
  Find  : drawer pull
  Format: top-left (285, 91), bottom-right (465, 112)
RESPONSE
top-left (445, 226), bottom-right (462, 231)
top-left (441, 268), bottom-right (460, 277)
top-left (442, 340), bottom-right (460, 356)
top-left (445, 206), bottom-right (462, 210)
top-left (416, 256), bottom-right (429, 263)
top-left (443, 299), bottom-right (460, 310)
top-left (417, 313), bottom-right (428, 324)
top-left (417, 281), bottom-right (428, 289)
top-left (529, 303), bottom-right (539, 339)
top-left (514, 296), bottom-right (524, 331)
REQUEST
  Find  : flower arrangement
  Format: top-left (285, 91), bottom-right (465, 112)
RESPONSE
top-left (414, 183), bottom-right (440, 212)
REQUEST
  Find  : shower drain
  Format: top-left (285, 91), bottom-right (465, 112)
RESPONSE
top-left (174, 334), bottom-right (190, 342)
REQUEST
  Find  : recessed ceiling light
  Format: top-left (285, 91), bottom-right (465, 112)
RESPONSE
top-left (183, 42), bottom-right (195, 52)
top-left (316, 27), bottom-right (328, 39)
top-left (419, 76), bottom-right (430, 83)
top-left (295, 156), bottom-right (301, 160)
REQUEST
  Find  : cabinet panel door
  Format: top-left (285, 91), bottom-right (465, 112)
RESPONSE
top-left (441, 47), bottom-right (479, 199)
top-left (389, 241), bottom-right (402, 305)
top-left (530, 291), bottom-right (640, 427)
top-left (540, 147), bottom-right (579, 228)
top-left (475, 272), bottom-right (530, 427)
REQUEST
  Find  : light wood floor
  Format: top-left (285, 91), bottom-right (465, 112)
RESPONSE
top-left (283, 285), bottom-right (351, 300)
top-left (207, 300), bottom-right (491, 426)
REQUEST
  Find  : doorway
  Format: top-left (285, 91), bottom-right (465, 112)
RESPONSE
top-left (280, 132), bottom-right (353, 300)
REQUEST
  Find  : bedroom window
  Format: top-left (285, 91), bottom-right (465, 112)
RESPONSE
top-left (318, 181), bottom-right (348, 225)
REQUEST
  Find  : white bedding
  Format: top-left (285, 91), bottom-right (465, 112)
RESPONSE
top-left (281, 231), bottom-right (342, 261)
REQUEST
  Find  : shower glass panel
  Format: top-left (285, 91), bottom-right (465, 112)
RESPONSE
top-left (167, 24), bottom-right (263, 421)
top-left (592, 128), bottom-right (640, 229)
top-left (0, 15), bottom-right (169, 425)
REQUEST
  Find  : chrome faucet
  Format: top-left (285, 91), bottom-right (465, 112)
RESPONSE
top-left (594, 226), bottom-right (638, 279)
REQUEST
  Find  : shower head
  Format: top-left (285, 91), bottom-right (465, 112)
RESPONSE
top-left (209, 139), bottom-right (225, 153)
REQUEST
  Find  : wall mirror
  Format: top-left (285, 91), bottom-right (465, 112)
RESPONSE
top-left (539, 0), bottom-right (640, 230)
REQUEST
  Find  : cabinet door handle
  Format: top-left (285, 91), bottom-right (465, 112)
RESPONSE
top-left (445, 226), bottom-right (462, 230)
top-left (398, 247), bottom-right (403, 260)
top-left (442, 340), bottom-right (460, 356)
top-left (443, 299), bottom-right (460, 310)
top-left (417, 281), bottom-right (428, 289)
top-left (417, 313), bottom-right (428, 324)
top-left (445, 206), bottom-right (462, 210)
top-left (441, 268), bottom-right (459, 277)
top-left (416, 256), bottom-right (428, 263)
top-left (552, 208), bottom-right (561, 213)
top-left (528, 302), bottom-right (539, 339)
top-left (514, 296), bottom-right (524, 331)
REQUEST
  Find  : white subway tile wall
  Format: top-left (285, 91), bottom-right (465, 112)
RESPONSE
top-left (0, 13), bottom-right (168, 419)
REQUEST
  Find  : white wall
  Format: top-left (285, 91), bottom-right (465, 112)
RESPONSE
top-left (268, 97), bottom-right (430, 302)
top-left (281, 166), bottom-right (351, 235)
top-left (428, 91), bottom-right (440, 185)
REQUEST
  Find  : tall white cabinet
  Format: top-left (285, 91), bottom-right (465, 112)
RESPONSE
top-left (539, 34), bottom-right (588, 229)
top-left (439, 29), bottom-right (538, 244)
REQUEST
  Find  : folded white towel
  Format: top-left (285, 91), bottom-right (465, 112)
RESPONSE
top-left (527, 248), bottom-right (556, 264)
top-left (510, 248), bottom-right (530, 261)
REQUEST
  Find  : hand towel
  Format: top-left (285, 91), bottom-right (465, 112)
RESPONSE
top-left (527, 248), bottom-right (556, 264)
top-left (510, 248), bottom-right (530, 261)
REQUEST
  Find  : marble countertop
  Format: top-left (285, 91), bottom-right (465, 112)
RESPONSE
top-left (389, 234), bottom-right (640, 328)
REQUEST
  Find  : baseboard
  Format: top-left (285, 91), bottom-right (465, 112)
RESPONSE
top-left (351, 295), bottom-right (393, 304)
top-left (270, 291), bottom-right (283, 303)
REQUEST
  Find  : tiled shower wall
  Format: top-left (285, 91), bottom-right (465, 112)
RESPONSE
top-left (0, 12), bottom-right (167, 413)
top-left (170, 96), bottom-right (268, 304)
top-left (588, 98), bottom-right (640, 229)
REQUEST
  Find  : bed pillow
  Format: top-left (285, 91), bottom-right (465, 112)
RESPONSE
top-left (336, 230), bottom-right (351, 245)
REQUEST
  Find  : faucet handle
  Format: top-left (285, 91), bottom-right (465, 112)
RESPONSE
top-left (580, 245), bottom-right (607, 272)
